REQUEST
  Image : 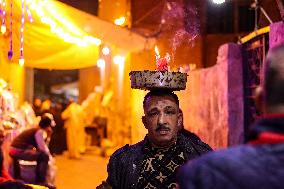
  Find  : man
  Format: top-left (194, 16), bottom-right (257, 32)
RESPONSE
top-left (99, 90), bottom-right (211, 189)
top-left (177, 44), bottom-right (284, 189)
top-left (9, 113), bottom-right (55, 187)
top-left (0, 128), bottom-right (37, 189)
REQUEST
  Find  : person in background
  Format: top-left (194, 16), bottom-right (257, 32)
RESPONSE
top-left (0, 127), bottom-right (13, 183)
top-left (0, 128), bottom-right (35, 189)
top-left (40, 100), bottom-right (52, 115)
top-left (61, 99), bottom-right (87, 159)
top-left (32, 98), bottom-right (42, 117)
top-left (49, 102), bottom-right (66, 155)
top-left (177, 44), bottom-right (284, 189)
top-left (98, 90), bottom-right (212, 189)
top-left (9, 113), bottom-right (55, 188)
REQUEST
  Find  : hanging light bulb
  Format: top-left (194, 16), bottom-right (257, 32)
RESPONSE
top-left (0, 25), bottom-right (6, 34)
top-left (113, 55), bottom-right (125, 65)
top-left (212, 0), bottom-right (225, 4)
top-left (1, 0), bottom-right (6, 34)
top-left (97, 59), bottom-right (105, 69)
top-left (114, 16), bottom-right (126, 26)
top-left (19, 57), bottom-right (25, 66)
top-left (102, 47), bottom-right (110, 55)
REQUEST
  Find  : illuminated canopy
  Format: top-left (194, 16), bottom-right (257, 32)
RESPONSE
top-left (0, 0), bottom-right (155, 70)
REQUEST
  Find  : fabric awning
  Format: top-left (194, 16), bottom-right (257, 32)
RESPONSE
top-left (0, 0), bottom-right (155, 70)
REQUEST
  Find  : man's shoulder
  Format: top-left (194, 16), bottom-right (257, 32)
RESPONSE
top-left (110, 144), bottom-right (130, 159)
top-left (202, 145), bottom-right (253, 159)
top-left (183, 144), bottom-right (257, 170)
top-left (179, 131), bottom-right (213, 153)
top-left (109, 140), bottom-right (145, 160)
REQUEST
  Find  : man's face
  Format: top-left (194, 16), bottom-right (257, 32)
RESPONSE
top-left (142, 95), bottom-right (182, 147)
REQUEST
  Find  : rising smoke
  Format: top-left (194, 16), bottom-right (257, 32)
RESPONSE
top-left (161, 1), bottom-right (200, 62)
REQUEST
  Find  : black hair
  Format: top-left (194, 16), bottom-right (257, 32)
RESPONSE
top-left (39, 114), bottom-right (53, 128)
top-left (143, 90), bottom-right (179, 109)
top-left (264, 45), bottom-right (284, 106)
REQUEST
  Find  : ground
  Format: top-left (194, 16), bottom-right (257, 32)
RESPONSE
top-left (55, 152), bottom-right (109, 189)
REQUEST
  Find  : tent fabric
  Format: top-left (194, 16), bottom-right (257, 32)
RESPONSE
top-left (0, 0), bottom-right (155, 70)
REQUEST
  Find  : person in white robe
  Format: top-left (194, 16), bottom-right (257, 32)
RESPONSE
top-left (61, 102), bottom-right (87, 159)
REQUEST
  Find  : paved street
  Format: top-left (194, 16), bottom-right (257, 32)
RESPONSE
top-left (55, 152), bottom-right (109, 189)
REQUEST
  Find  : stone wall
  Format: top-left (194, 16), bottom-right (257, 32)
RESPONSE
top-left (178, 43), bottom-right (243, 149)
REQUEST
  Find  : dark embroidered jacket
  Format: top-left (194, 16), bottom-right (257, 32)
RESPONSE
top-left (106, 132), bottom-right (212, 189)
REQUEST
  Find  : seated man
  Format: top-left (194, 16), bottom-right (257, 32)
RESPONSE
top-left (9, 113), bottom-right (55, 187)
top-left (0, 127), bottom-right (35, 189)
top-left (177, 44), bottom-right (284, 189)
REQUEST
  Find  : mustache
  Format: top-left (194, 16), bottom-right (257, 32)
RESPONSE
top-left (156, 124), bottom-right (170, 132)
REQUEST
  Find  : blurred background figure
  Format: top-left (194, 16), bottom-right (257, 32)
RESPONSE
top-left (0, 127), bottom-right (13, 183)
top-left (32, 98), bottom-right (42, 117)
top-left (61, 99), bottom-right (87, 159)
top-left (40, 100), bottom-right (52, 116)
top-left (49, 102), bottom-right (67, 155)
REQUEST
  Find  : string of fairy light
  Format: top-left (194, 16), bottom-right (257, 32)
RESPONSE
top-left (19, 0), bottom-right (25, 66)
top-left (0, 0), bottom-right (32, 66)
top-left (0, 0), bottom-right (102, 66)
top-left (8, 0), bottom-right (12, 60)
top-left (0, 0), bottom-right (6, 34)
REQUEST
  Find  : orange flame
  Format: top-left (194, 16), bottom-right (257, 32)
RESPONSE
top-left (154, 45), bottom-right (160, 59)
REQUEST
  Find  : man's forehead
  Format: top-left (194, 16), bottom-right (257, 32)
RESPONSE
top-left (145, 95), bottom-right (178, 108)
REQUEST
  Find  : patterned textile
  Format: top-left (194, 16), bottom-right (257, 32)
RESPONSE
top-left (104, 132), bottom-right (212, 189)
top-left (137, 139), bottom-right (186, 189)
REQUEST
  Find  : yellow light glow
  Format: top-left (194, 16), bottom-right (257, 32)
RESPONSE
top-left (113, 55), bottom-right (125, 65)
top-left (84, 36), bottom-right (101, 46)
top-left (212, 0), bottom-right (225, 4)
top-left (97, 59), bottom-right (106, 69)
top-left (30, 3), bottom-right (36, 10)
top-left (19, 58), bottom-right (25, 66)
top-left (114, 17), bottom-right (126, 26)
top-left (77, 40), bottom-right (87, 47)
top-left (1, 25), bottom-right (6, 34)
top-left (102, 47), bottom-right (110, 55)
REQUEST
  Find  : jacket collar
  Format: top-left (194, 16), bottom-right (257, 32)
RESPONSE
top-left (249, 114), bottom-right (284, 145)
